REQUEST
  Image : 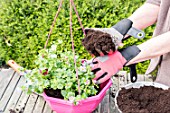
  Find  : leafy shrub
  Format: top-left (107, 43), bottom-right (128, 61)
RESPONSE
top-left (0, 0), bottom-right (154, 73)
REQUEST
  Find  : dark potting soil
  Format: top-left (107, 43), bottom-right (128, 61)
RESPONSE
top-left (44, 88), bottom-right (64, 99)
top-left (117, 86), bottom-right (170, 113)
top-left (45, 86), bottom-right (100, 99)
top-left (82, 29), bottom-right (115, 56)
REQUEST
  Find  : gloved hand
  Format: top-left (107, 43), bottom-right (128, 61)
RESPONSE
top-left (92, 45), bottom-right (140, 84)
top-left (82, 19), bottom-right (144, 57)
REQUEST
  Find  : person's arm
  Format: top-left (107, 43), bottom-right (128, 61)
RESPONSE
top-left (82, 2), bottom-right (160, 56)
top-left (128, 3), bottom-right (160, 30)
top-left (87, 1), bottom-right (162, 84)
top-left (91, 32), bottom-right (170, 84)
top-left (127, 31), bottom-right (170, 65)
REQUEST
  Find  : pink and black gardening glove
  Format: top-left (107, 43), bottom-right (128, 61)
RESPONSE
top-left (92, 45), bottom-right (140, 84)
top-left (82, 19), bottom-right (144, 57)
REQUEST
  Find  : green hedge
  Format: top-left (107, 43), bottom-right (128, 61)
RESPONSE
top-left (0, 0), bottom-right (154, 73)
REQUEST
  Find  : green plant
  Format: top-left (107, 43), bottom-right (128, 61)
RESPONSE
top-left (22, 44), bottom-right (98, 104)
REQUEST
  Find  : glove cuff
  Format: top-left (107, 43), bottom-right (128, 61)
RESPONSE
top-left (112, 19), bottom-right (133, 36)
top-left (120, 45), bottom-right (141, 63)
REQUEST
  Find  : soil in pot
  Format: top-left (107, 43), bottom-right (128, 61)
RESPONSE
top-left (82, 29), bottom-right (115, 56)
top-left (44, 86), bottom-right (101, 99)
top-left (117, 86), bottom-right (170, 113)
top-left (44, 89), bottom-right (64, 99)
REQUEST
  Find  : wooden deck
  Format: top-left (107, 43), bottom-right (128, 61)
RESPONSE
top-left (0, 68), bottom-right (153, 113)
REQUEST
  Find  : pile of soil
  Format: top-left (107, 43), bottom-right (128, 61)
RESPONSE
top-left (82, 29), bottom-right (115, 56)
top-left (117, 86), bottom-right (170, 113)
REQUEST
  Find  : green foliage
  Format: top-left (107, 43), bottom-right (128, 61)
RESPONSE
top-left (22, 44), bottom-right (98, 104)
top-left (0, 0), bottom-right (154, 73)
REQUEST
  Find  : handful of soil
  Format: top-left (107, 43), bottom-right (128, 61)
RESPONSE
top-left (82, 29), bottom-right (116, 56)
top-left (117, 86), bottom-right (170, 113)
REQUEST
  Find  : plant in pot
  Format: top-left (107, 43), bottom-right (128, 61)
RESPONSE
top-left (21, 44), bottom-right (112, 113)
top-left (19, 0), bottom-right (113, 112)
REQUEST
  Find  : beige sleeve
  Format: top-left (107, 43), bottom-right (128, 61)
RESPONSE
top-left (146, 0), bottom-right (161, 6)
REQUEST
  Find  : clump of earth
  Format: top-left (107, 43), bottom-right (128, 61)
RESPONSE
top-left (82, 29), bottom-right (116, 56)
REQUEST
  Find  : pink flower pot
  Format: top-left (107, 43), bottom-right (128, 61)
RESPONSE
top-left (42, 79), bottom-right (112, 113)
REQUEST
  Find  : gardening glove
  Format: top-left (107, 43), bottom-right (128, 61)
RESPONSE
top-left (82, 19), bottom-right (145, 56)
top-left (92, 45), bottom-right (140, 84)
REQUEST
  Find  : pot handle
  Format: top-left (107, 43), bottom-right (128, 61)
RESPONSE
top-left (129, 64), bottom-right (137, 83)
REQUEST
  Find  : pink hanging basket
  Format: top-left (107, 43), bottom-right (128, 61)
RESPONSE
top-left (42, 79), bottom-right (112, 113)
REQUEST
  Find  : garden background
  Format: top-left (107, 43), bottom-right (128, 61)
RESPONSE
top-left (0, 0), bottom-right (155, 74)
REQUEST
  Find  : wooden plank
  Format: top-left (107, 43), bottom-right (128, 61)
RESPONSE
top-left (111, 76), bottom-right (119, 97)
top-left (0, 68), bottom-right (15, 100)
top-left (99, 91), bottom-right (110, 113)
top-left (110, 97), bottom-right (119, 113)
top-left (127, 73), bottom-right (145, 82)
top-left (109, 88), bottom-right (115, 113)
top-left (127, 73), bottom-right (145, 84)
top-left (111, 71), bottom-right (128, 113)
top-left (4, 76), bottom-right (25, 113)
top-left (14, 91), bottom-right (30, 113)
top-left (144, 74), bottom-right (153, 82)
top-left (110, 71), bottom-right (127, 99)
top-left (117, 71), bottom-right (128, 88)
top-left (0, 68), bottom-right (14, 81)
top-left (32, 96), bottom-right (45, 113)
top-left (93, 105), bottom-right (100, 113)
top-left (0, 72), bottom-right (20, 111)
top-left (110, 75), bottom-right (119, 113)
top-left (137, 74), bottom-right (145, 82)
top-left (43, 102), bottom-right (53, 113)
top-left (23, 93), bottom-right (38, 113)
top-left (109, 94), bottom-right (119, 113)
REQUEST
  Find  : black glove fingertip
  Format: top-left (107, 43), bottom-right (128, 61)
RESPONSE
top-left (97, 72), bottom-right (108, 81)
top-left (92, 61), bottom-right (98, 64)
top-left (92, 68), bottom-right (101, 74)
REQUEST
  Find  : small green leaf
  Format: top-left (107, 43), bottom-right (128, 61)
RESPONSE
top-left (57, 84), bottom-right (64, 89)
top-left (67, 92), bottom-right (75, 97)
top-left (61, 90), bottom-right (67, 97)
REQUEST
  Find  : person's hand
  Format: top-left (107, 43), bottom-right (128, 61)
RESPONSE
top-left (91, 45), bottom-right (141, 84)
top-left (92, 51), bottom-right (126, 84)
top-left (82, 19), bottom-right (145, 57)
top-left (82, 19), bottom-right (133, 56)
